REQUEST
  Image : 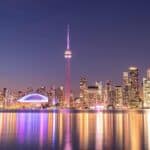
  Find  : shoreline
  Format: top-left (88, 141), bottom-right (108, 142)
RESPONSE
top-left (0, 108), bottom-right (149, 113)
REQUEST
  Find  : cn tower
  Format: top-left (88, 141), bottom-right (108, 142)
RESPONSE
top-left (64, 24), bottom-right (72, 107)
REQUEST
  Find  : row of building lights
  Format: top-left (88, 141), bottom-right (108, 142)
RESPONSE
top-left (79, 67), bottom-right (150, 109)
top-left (0, 67), bottom-right (149, 109)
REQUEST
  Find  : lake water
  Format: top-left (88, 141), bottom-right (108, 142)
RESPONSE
top-left (0, 110), bottom-right (149, 150)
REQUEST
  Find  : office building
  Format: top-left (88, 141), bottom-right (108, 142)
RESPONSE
top-left (128, 67), bottom-right (140, 107)
top-left (143, 69), bottom-right (150, 107)
top-left (115, 86), bottom-right (123, 107)
top-left (122, 72), bottom-right (129, 106)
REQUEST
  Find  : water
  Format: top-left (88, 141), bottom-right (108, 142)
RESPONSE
top-left (0, 110), bottom-right (149, 150)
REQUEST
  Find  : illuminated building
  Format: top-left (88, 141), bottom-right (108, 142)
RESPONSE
top-left (128, 67), bottom-right (140, 107)
top-left (70, 90), bottom-right (74, 107)
top-left (88, 86), bottom-right (99, 106)
top-left (25, 87), bottom-right (34, 94)
top-left (48, 86), bottom-right (57, 105)
top-left (80, 77), bottom-right (88, 105)
top-left (47, 87), bottom-right (54, 104)
top-left (115, 86), bottom-right (123, 107)
top-left (18, 93), bottom-right (48, 103)
top-left (147, 69), bottom-right (150, 79)
top-left (18, 93), bottom-right (48, 108)
top-left (104, 80), bottom-right (115, 107)
top-left (36, 86), bottom-right (47, 95)
top-left (123, 72), bottom-right (129, 86)
top-left (87, 81), bottom-right (103, 106)
top-left (122, 72), bottom-right (129, 106)
top-left (3, 88), bottom-right (7, 98)
top-left (103, 81), bottom-right (110, 103)
top-left (2, 88), bottom-right (7, 106)
top-left (0, 91), bottom-right (4, 108)
top-left (143, 69), bottom-right (150, 107)
top-left (1, 88), bottom-right (9, 107)
top-left (56, 86), bottom-right (64, 105)
top-left (95, 81), bottom-right (103, 104)
top-left (64, 24), bottom-right (72, 107)
top-left (17, 91), bottom-right (25, 99)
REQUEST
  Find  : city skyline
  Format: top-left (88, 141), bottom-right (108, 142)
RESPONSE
top-left (0, 0), bottom-right (149, 91)
top-left (0, 1), bottom-right (150, 150)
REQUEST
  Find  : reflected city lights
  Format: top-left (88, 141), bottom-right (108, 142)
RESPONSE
top-left (95, 112), bottom-right (103, 150)
top-left (0, 111), bottom-right (148, 149)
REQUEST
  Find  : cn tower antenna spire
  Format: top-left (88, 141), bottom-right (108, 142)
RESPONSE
top-left (67, 24), bottom-right (70, 50)
top-left (64, 24), bottom-right (72, 107)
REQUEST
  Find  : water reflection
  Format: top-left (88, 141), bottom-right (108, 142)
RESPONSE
top-left (144, 111), bottom-right (150, 150)
top-left (95, 113), bottom-right (103, 150)
top-left (0, 111), bottom-right (148, 150)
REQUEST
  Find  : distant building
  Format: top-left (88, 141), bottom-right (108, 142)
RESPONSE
top-left (143, 69), bottom-right (150, 107)
top-left (80, 79), bottom-right (104, 107)
top-left (48, 86), bottom-right (57, 105)
top-left (18, 90), bottom-right (25, 98)
top-left (123, 72), bottom-right (129, 85)
top-left (25, 87), bottom-right (34, 94)
top-left (104, 80), bottom-right (115, 106)
top-left (0, 90), bottom-right (4, 108)
top-left (115, 86), bottom-right (123, 107)
top-left (3, 88), bottom-right (7, 98)
top-left (87, 86), bottom-right (99, 106)
top-left (147, 69), bottom-right (150, 80)
top-left (55, 86), bottom-right (64, 105)
top-left (128, 67), bottom-right (140, 107)
top-left (95, 81), bottom-right (103, 104)
top-left (36, 86), bottom-right (47, 95)
top-left (122, 72), bottom-right (129, 106)
top-left (79, 77), bottom-right (88, 105)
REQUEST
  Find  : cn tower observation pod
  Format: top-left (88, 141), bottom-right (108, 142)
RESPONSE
top-left (17, 93), bottom-right (48, 103)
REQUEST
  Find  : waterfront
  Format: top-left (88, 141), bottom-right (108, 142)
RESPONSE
top-left (0, 111), bottom-right (149, 150)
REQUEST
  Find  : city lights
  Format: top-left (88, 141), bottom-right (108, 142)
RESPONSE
top-left (0, 26), bottom-right (148, 110)
top-left (0, 66), bottom-right (149, 110)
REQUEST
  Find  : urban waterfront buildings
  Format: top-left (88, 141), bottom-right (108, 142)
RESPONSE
top-left (0, 25), bottom-right (148, 109)
top-left (77, 67), bottom-right (150, 109)
top-left (0, 66), bottom-right (149, 109)
top-left (79, 78), bottom-right (103, 108)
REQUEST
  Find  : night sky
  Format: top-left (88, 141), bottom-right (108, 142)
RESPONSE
top-left (0, 0), bottom-right (150, 92)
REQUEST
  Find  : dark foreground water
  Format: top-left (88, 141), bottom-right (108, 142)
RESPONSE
top-left (0, 110), bottom-right (149, 150)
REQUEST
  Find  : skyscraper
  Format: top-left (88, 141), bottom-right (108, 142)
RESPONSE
top-left (128, 67), bottom-right (140, 107)
top-left (122, 72), bottom-right (129, 106)
top-left (147, 68), bottom-right (150, 80)
top-left (123, 72), bottom-right (129, 86)
top-left (129, 67), bottom-right (139, 91)
top-left (95, 81), bottom-right (103, 104)
top-left (143, 69), bottom-right (150, 107)
top-left (104, 80), bottom-right (115, 106)
top-left (80, 76), bottom-right (88, 103)
top-left (64, 25), bottom-right (72, 107)
top-left (115, 85), bottom-right (123, 107)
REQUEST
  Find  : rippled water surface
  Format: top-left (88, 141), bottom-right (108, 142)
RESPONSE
top-left (0, 110), bottom-right (149, 150)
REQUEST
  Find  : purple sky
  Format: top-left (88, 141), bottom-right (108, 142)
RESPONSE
top-left (0, 0), bottom-right (150, 92)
